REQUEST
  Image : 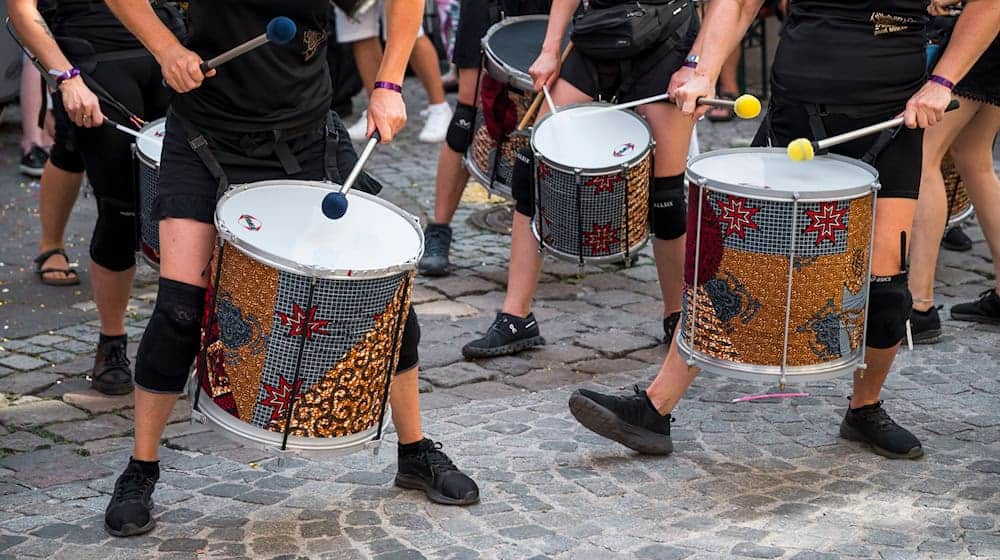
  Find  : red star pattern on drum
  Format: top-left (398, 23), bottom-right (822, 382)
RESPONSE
top-left (587, 174), bottom-right (620, 195)
top-left (259, 375), bottom-right (305, 422)
top-left (715, 195), bottom-right (760, 239)
top-left (804, 202), bottom-right (848, 245)
top-left (582, 223), bottom-right (620, 254)
top-left (537, 163), bottom-right (553, 181)
top-left (277, 303), bottom-right (330, 340)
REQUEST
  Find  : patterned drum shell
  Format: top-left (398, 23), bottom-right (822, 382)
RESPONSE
top-left (942, 152), bottom-right (974, 226)
top-left (192, 181), bottom-right (423, 454)
top-left (530, 103), bottom-right (653, 264)
top-left (679, 148), bottom-right (880, 383)
top-left (135, 118), bottom-right (166, 268)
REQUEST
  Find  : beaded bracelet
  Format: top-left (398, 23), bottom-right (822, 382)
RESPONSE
top-left (49, 67), bottom-right (81, 85)
top-left (929, 74), bottom-right (955, 91)
top-left (374, 81), bottom-right (403, 94)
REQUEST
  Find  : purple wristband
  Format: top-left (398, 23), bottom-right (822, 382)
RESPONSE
top-left (374, 81), bottom-right (403, 94)
top-left (49, 67), bottom-right (81, 85)
top-left (682, 61), bottom-right (698, 69)
top-left (929, 74), bottom-right (955, 91)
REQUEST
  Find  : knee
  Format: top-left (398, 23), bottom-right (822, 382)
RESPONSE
top-left (395, 308), bottom-right (420, 374)
top-left (90, 197), bottom-right (137, 271)
top-left (445, 102), bottom-right (477, 153)
top-left (511, 147), bottom-right (535, 218)
top-left (865, 273), bottom-right (912, 349)
top-left (650, 174), bottom-right (686, 240)
top-left (134, 278), bottom-right (207, 394)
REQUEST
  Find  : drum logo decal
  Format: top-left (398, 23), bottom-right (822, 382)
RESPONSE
top-left (582, 222), bottom-right (620, 254)
top-left (613, 143), bottom-right (635, 158)
top-left (803, 202), bottom-right (847, 245)
top-left (277, 303), bottom-right (331, 340)
top-left (259, 375), bottom-right (306, 422)
top-left (239, 214), bottom-right (262, 232)
top-left (715, 195), bottom-right (760, 239)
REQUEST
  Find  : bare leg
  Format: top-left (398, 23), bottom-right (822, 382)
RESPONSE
top-left (408, 36), bottom-right (446, 106)
top-left (352, 38), bottom-right (384, 96)
top-left (646, 343), bottom-right (700, 413)
top-left (91, 263), bottom-right (135, 337)
top-left (390, 367), bottom-right (423, 445)
top-left (432, 69), bottom-right (479, 225)
top-left (19, 59), bottom-right (48, 152)
top-left (38, 163), bottom-right (84, 280)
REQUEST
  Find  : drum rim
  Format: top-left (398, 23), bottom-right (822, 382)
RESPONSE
top-left (481, 15), bottom-right (550, 92)
top-left (531, 220), bottom-right (650, 264)
top-left (676, 335), bottom-right (863, 382)
top-left (215, 180), bottom-right (424, 279)
top-left (686, 147), bottom-right (880, 201)
top-left (531, 102), bottom-right (655, 174)
top-left (135, 117), bottom-right (166, 164)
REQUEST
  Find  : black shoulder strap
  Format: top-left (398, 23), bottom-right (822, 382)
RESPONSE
top-left (171, 109), bottom-right (230, 198)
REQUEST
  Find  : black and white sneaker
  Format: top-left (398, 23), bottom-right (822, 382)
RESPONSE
top-left (663, 311), bottom-right (681, 346)
top-left (941, 225), bottom-right (972, 252)
top-left (462, 312), bottom-right (544, 359)
top-left (951, 289), bottom-right (1000, 325)
top-left (568, 385), bottom-right (674, 455)
top-left (909, 306), bottom-right (942, 344)
top-left (395, 439), bottom-right (479, 505)
top-left (105, 459), bottom-right (158, 537)
top-left (92, 336), bottom-right (134, 395)
top-left (19, 145), bottom-right (47, 177)
top-left (839, 401), bottom-right (923, 459)
top-left (418, 223), bottom-right (452, 277)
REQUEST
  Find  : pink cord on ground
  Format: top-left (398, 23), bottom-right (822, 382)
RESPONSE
top-left (730, 392), bottom-right (810, 403)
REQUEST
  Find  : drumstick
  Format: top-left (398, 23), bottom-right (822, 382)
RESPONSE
top-left (788, 99), bottom-right (961, 162)
top-left (577, 93), bottom-right (762, 119)
top-left (321, 131), bottom-right (381, 219)
top-left (516, 42), bottom-right (574, 131)
top-left (105, 119), bottom-right (162, 146)
top-left (542, 85), bottom-right (557, 114)
top-left (200, 17), bottom-right (297, 73)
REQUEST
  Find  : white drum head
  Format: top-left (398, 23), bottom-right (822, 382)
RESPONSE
top-left (217, 182), bottom-right (421, 275)
top-left (137, 118), bottom-right (166, 163)
top-left (688, 149), bottom-right (877, 195)
top-left (532, 105), bottom-right (651, 170)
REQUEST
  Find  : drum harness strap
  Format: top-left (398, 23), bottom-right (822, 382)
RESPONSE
top-left (798, 102), bottom-right (898, 165)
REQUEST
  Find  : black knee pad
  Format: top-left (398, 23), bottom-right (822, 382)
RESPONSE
top-left (134, 278), bottom-right (207, 393)
top-left (396, 307), bottom-right (420, 373)
top-left (90, 197), bottom-right (138, 271)
top-left (511, 147), bottom-right (535, 218)
top-left (445, 102), bottom-right (477, 153)
top-left (650, 175), bottom-right (687, 240)
top-left (865, 273), bottom-right (912, 349)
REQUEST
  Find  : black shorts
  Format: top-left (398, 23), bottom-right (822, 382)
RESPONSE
top-left (751, 98), bottom-right (922, 199)
top-left (49, 94), bottom-right (85, 174)
top-left (452, 0), bottom-right (495, 69)
top-left (559, 16), bottom-right (699, 103)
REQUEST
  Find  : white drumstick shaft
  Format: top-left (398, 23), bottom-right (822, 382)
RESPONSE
top-left (203, 33), bottom-right (269, 71)
top-left (339, 133), bottom-right (380, 195)
top-left (577, 92), bottom-right (672, 117)
top-left (815, 118), bottom-right (903, 151)
top-left (109, 121), bottom-right (162, 145)
top-left (542, 85), bottom-right (557, 114)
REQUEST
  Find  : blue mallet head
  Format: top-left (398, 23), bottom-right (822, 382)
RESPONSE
top-left (266, 17), bottom-right (297, 45)
top-left (322, 192), bottom-right (349, 220)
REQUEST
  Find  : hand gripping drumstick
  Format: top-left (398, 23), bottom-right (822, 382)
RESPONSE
top-left (578, 93), bottom-right (762, 119)
top-left (104, 119), bottom-right (162, 146)
top-left (200, 17), bottom-right (297, 73)
top-left (516, 42), bottom-right (574, 131)
top-left (321, 131), bottom-right (381, 219)
top-left (787, 99), bottom-right (961, 162)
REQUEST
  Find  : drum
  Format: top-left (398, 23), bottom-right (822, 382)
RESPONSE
top-left (135, 118), bottom-right (166, 268)
top-left (530, 103), bottom-right (653, 264)
top-left (942, 151), bottom-right (974, 226)
top-left (192, 181), bottom-right (422, 454)
top-left (679, 148), bottom-right (879, 384)
top-left (464, 16), bottom-right (550, 199)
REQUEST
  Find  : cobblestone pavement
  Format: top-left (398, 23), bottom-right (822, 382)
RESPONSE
top-left (0, 84), bottom-right (998, 559)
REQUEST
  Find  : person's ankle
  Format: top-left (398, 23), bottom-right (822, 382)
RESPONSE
top-left (500, 308), bottom-right (531, 319)
top-left (644, 389), bottom-right (671, 416)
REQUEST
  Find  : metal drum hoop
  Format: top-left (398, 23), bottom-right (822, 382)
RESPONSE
top-left (481, 15), bottom-right (549, 92)
top-left (530, 102), bottom-right (655, 174)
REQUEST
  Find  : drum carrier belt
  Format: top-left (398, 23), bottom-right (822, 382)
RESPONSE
top-left (763, 97), bottom-right (897, 165)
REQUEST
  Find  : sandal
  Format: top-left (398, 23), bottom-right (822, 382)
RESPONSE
top-left (706, 91), bottom-right (737, 122)
top-left (34, 248), bottom-right (81, 286)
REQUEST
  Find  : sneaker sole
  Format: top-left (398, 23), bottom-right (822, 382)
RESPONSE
top-left (839, 423), bottom-right (924, 460)
top-left (91, 378), bottom-right (135, 396)
top-left (568, 392), bottom-right (673, 456)
top-left (417, 265), bottom-right (450, 277)
top-left (940, 242), bottom-right (972, 252)
top-left (912, 328), bottom-right (941, 345)
top-left (19, 165), bottom-right (43, 177)
top-left (949, 312), bottom-right (1000, 325)
top-left (104, 518), bottom-right (156, 537)
top-left (394, 474), bottom-right (479, 506)
top-left (461, 336), bottom-right (545, 360)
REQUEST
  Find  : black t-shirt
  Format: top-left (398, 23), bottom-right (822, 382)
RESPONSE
top-left (54, 0), bottom-right (181, 53)
top-left (172, 0), bottom-right (332, 133)
top-left (772, 0), bottom-right (929, 112)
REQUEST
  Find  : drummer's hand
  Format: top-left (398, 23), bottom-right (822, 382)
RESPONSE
top-left (928, 0), bottom-right (960, 16)
top-left (58, 78), bottom-right (104, 127)
top-left (157, 42), bottom-right (215, 93)
top-left (529, 48), bottom-right (560, 92)
top-left (367, 87), bottom-right (407, 143)
top-left (903, 79), bottom-right (953, 129)
top-left (667, 65), bottom-right (697, 106)
top-left (673, 72), bottom-right (715, 119)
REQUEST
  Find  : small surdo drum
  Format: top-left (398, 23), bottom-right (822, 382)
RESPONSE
top-left (193, 181), bottom-right (422, 454)
top-left (679, 148), bottom-right (879, 383)
top-left (135, 118), bottom-right (166, 268)
top-left (530, 103), bottom-right (653, 264)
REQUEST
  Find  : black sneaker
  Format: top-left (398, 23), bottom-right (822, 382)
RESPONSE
top-left (941, 225), bottom-right (973, 252)
top-left (105, 459), bottom-right (158, 537)
top-left (418, 223), bottom-right (452, 277)
top-left (909, 306), bottom-right (942, 344)
top-left (663, 311), bottom-right (681, 346)
top-left (19, 145), bottom-right (48, 177)
top-left (462, 312), bottom-right (545, 359)
top-left (568, 385), bottom-right (674, 455)
top-left (395, 439), bottom-right (479, 505)
top-left (951, 289), bottom-right (1000, 325)
top-left (92, 336), bottom-right (134, 395)
top-left (839, 401), bottom-right (923, 459)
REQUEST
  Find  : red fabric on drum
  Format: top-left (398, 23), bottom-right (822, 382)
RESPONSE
top-left (480, 74), bottom-right (517, 141)
top-left (685, 183), bottom-right (724, 286)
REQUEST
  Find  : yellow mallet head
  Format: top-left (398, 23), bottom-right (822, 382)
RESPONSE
top-left (787, 138), bottom-right (816, 162)
top-left (733, 94), bottom-right (762, 119)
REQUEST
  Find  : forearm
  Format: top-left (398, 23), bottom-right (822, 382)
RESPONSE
top-left (8, 0), bottom-right (73, 73)
top-left (541, 0), bottom-right (580, 54)
top-left (688, 0), bottom-right (764, 79)
top-left (931, 0), bottom-right (1000, 83)
top-left (379, 0), bottom-right (423, 84)
top-left (104, 0), bottom-right (181, 60)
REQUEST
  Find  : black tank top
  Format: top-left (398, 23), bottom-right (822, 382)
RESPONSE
top-left (172, 0), bottom-right (332, 133)
top-left (55, 0), bottom-right (181, 54)
top-left (772, 0), bottom-right (929, 113)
